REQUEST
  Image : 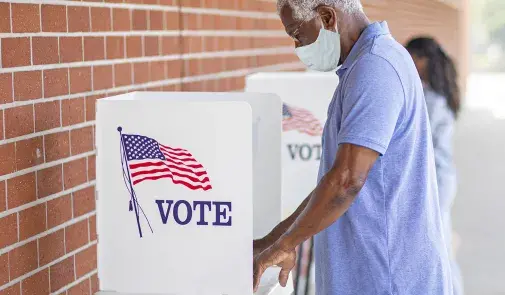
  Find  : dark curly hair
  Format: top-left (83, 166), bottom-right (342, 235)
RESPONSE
top-left (406, 37), bottom-right (461, 117)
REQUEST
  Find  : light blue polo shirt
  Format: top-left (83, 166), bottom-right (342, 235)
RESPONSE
top-left (314, 22), bottom-right (453, 295)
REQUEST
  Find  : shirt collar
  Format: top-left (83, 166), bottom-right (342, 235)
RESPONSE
top-left (336, 21), bottom-right (391, 76)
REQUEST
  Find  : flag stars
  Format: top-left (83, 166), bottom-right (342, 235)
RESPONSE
top-left (122, 134), bottom-right (168, 161)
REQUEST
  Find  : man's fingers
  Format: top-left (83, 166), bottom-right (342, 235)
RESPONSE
top-left (254, 248), bottom-right (296, 292)
top-left (253, 262), bottom-right (265, 293)
top-left (277, 249), bottom-right (296, 287)
top-left (278, 268), bottom-right (290, 287)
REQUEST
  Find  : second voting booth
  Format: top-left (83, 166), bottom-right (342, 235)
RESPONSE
top-left (95, 92), bottom-right (291, 295)
top-left (246, 72), bottom-right (339, 295)
top-left (246, 72), bottom-right (338, 218)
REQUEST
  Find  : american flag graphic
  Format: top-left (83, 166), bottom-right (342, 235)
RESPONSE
top-left (282, 103), bottom-right (323, 136)
top-left (122, 134), bottom-right (212, 191)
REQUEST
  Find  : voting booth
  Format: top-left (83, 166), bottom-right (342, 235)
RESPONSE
top-left (95, 92), bottom-right (291, 295)
top-left (246, 72), bottom-right (338, 217)
top-left (246, 72), bottom-right (339, 294)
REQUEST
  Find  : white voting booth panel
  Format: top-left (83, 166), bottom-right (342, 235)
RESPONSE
top-left (106, 91), bottom-right (282, 239)
top-left (96, 92), bottom-right (288, 295)
top-left (245, 72), bottom-right (338, 218)
top-left (246, 72), bottom-right (337, 295)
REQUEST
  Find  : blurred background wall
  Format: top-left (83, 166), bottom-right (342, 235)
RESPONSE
top-left (363, 0), bottom-right (469, 91)
top-left (456, 1), bottom-right (505, 295)
top-left (0, 0), bottom-right (470, 294)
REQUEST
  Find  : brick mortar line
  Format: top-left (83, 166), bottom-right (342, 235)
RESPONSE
top-left (6, 0), bottom-right (279, 19)
top-left (0, 49), bottom-right (297, 111)
top-left (73, 249), bottom-right (76, 284)
top-left (0, 61), bottom-right (302, 141)
top-left (0, 120), bottom-right (95, 145)
top-left (0, 177), bottom-right (96, 221)
top-left (0, 150), bottom-right (95, 192)
top-left (0, 210), bottom-right (96, 256)
top-left (0, 46), bottom-right (294, 74)
top-left (180, 6), bottom-right (278, 19)
top-left (2, 104), bottom-right (5, 137)
top-left (8, 2), bottom-right (12, 66)
top-left (29, 36), bottom-right (33, 66)
top-left (181, 61), bottom-right (305, 83)
top-left (0, 240), bottom-right (98, 292)
top-left (68, 122), bottom-right (73, 157)
top-left (3, 182), bottom-right (7, 221)
top-left (70, 182), bottom-right (74, 219)
top-left (0, 30), bottom-right (286, 38)
top-left (16, 213), bottom-right (20, 246)
top-left (105, 61), bottom-right (304, 88)
top-left (52, 269), bottom-right (98, 295)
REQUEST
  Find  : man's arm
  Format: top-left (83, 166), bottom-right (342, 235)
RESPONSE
top-left (253, 191), bottom-right (312, 253)
top-left (253, 143), bottom-right (379, 290)
top-left (276, 144), bottom-right (378, 249)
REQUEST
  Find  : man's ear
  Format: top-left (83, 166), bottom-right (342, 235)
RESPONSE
top-left (316, 6), bottom-right (337, 31)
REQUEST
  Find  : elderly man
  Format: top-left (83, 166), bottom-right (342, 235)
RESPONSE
top-left (253, 0), bottom-right (453, 294)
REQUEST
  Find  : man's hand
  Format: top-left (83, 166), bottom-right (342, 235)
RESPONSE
top-left (253, 239), bottom-right (271, 257)
top-left (253, 245), bottom-right (296, 292)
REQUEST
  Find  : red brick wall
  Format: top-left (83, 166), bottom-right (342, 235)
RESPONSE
top-left (365, 0), bottom-right (460, 57)
top-left (0, 0), bottom-right (465, 294)
top-left (0, 1), bottom-right (300, 294)
top-left (363, 0), bottom-right (466, 85)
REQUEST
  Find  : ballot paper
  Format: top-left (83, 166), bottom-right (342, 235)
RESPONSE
top-left (256, 267), bottom-right (293, 295)
top-left (95, 268), bottom-right (291, 295)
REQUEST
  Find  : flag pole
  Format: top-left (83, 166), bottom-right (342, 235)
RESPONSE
top-left (118, 126), bottom-right (143, 238)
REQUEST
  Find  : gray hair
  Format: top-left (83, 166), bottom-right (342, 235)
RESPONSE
top-left (277, 0), bottom-right (363, 21)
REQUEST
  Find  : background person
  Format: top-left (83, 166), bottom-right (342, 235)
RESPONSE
top-left (407, 36), bottom-right (464, 295)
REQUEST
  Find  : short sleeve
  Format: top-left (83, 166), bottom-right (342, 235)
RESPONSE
top-left (337, 54), bottom-right (404, 155)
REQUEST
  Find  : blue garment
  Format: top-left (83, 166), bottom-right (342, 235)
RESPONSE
top-left (314, 22), bottom-right (453, 295)
top-left (424, 86), bottom-right (463, 295)
top-left (424, 86), bottom-right (457, 214)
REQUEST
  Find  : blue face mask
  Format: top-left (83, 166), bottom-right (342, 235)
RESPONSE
top-left (294, 25), bottom-right (341, 72)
